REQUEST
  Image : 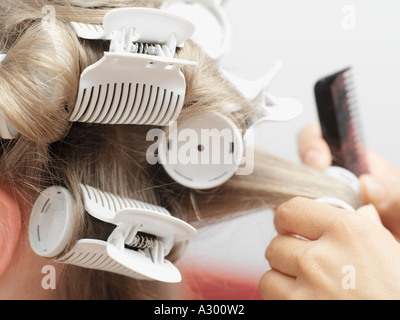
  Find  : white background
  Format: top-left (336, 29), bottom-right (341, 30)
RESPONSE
top-left (181, 0), bottom-right (400, 291)
top-left (221, 0), bottom-right (400, 166)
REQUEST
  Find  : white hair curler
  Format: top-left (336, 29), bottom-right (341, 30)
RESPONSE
top-left (157, 112), bottom-right (243, 190)
top-left (70, 8), bottom-right (196, 126)
top-left (0, 8), bottom-right (197, 139)
top-left (28, 185), bottom-right (197, 283)
top-left (316, 166), bottom-right (362, 211)
top-left (315, 197), bottom-right (356, 212)
top-left (324, 166), bottom-right (361, 198)
top-left (221, 61), bottom-right (304, 135)
top-left (160, 0), bottom-right (231, 60)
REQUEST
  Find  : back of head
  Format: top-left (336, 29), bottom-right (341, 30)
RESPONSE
top-left (0, 0), bottom-right (361, 299)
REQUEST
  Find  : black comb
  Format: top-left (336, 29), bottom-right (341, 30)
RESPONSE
top-left (314, 67), bottom-right (369, 177)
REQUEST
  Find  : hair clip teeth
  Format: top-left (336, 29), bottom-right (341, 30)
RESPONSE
top-left (70, 53), bottom-right (195, 126)
top-left (103, 8), bottom-right (194, 49)
top-left (29, 185), bottom-right (197, 283)
top-left (69, 8), bottom-right (196, 127)
top-left (70, 22), bottom-right (106, 40)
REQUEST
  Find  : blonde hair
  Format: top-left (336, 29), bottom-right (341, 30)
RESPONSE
top-left (0, 0), bottom-right (361, 299)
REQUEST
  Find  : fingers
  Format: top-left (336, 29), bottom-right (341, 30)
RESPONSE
top-left (259, 269), bottom-right (296, 300)
top-left (358, 150), bottom-right (400, 231)
top-left (357, 204), bottom-right (383, 226)
top-left (298, 123), bottom-right (332, 168)
top-left (359, 174), bottom-right (387, 210)
top-left (266, 234), bottom-right (308, 277)
top-left (275, 197), bottom-right (343, 240)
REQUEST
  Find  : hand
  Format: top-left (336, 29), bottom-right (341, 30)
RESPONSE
top-left (259, 197), bottom-right (400, 300)
top-left (298, 124), bottom-right (400, 239)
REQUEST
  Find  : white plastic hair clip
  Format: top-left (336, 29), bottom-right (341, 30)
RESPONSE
top-left (69, 8), bottom-right (196, 126)
top-left (29, 185), bottom-right (197, 283)
top-left (157, 112), bottom-right (243, 190)
top-left (160, 0), bottom-right (231, 60)
top-left (0, 9), bottom-right (196, 139)
top-left (222, 61), bottom-right (304, 133)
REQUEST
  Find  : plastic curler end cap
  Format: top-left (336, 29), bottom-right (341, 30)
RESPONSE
top-left (29, 186), bottom-right (76, 258)
top-left (158, 112), bottom-right (243, 190)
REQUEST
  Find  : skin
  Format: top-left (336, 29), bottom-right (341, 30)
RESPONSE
top-left (259, 124), bottom-right (400, 300)
top-left (0, 184), bottom-right (60, 300)
top-left (259, 197), bottom-right (400, 300)
top-left (298, 124), bottom-right (400, 239)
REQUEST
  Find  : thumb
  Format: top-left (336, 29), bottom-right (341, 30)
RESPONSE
top-left (359, 175), bottom-right (388, 212)
top-left (297, 124), bottom-right (332, 168)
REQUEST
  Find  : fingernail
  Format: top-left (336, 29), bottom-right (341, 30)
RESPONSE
top-left (304, 149), bottom-right (331, 168)
top-left (361, 176), bottom-right (386, 205)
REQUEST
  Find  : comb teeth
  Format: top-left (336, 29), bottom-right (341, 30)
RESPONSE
top-left (341, 69), bottom-right (369, 175)
top-left (315, 67), bottom-right (369, 177)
